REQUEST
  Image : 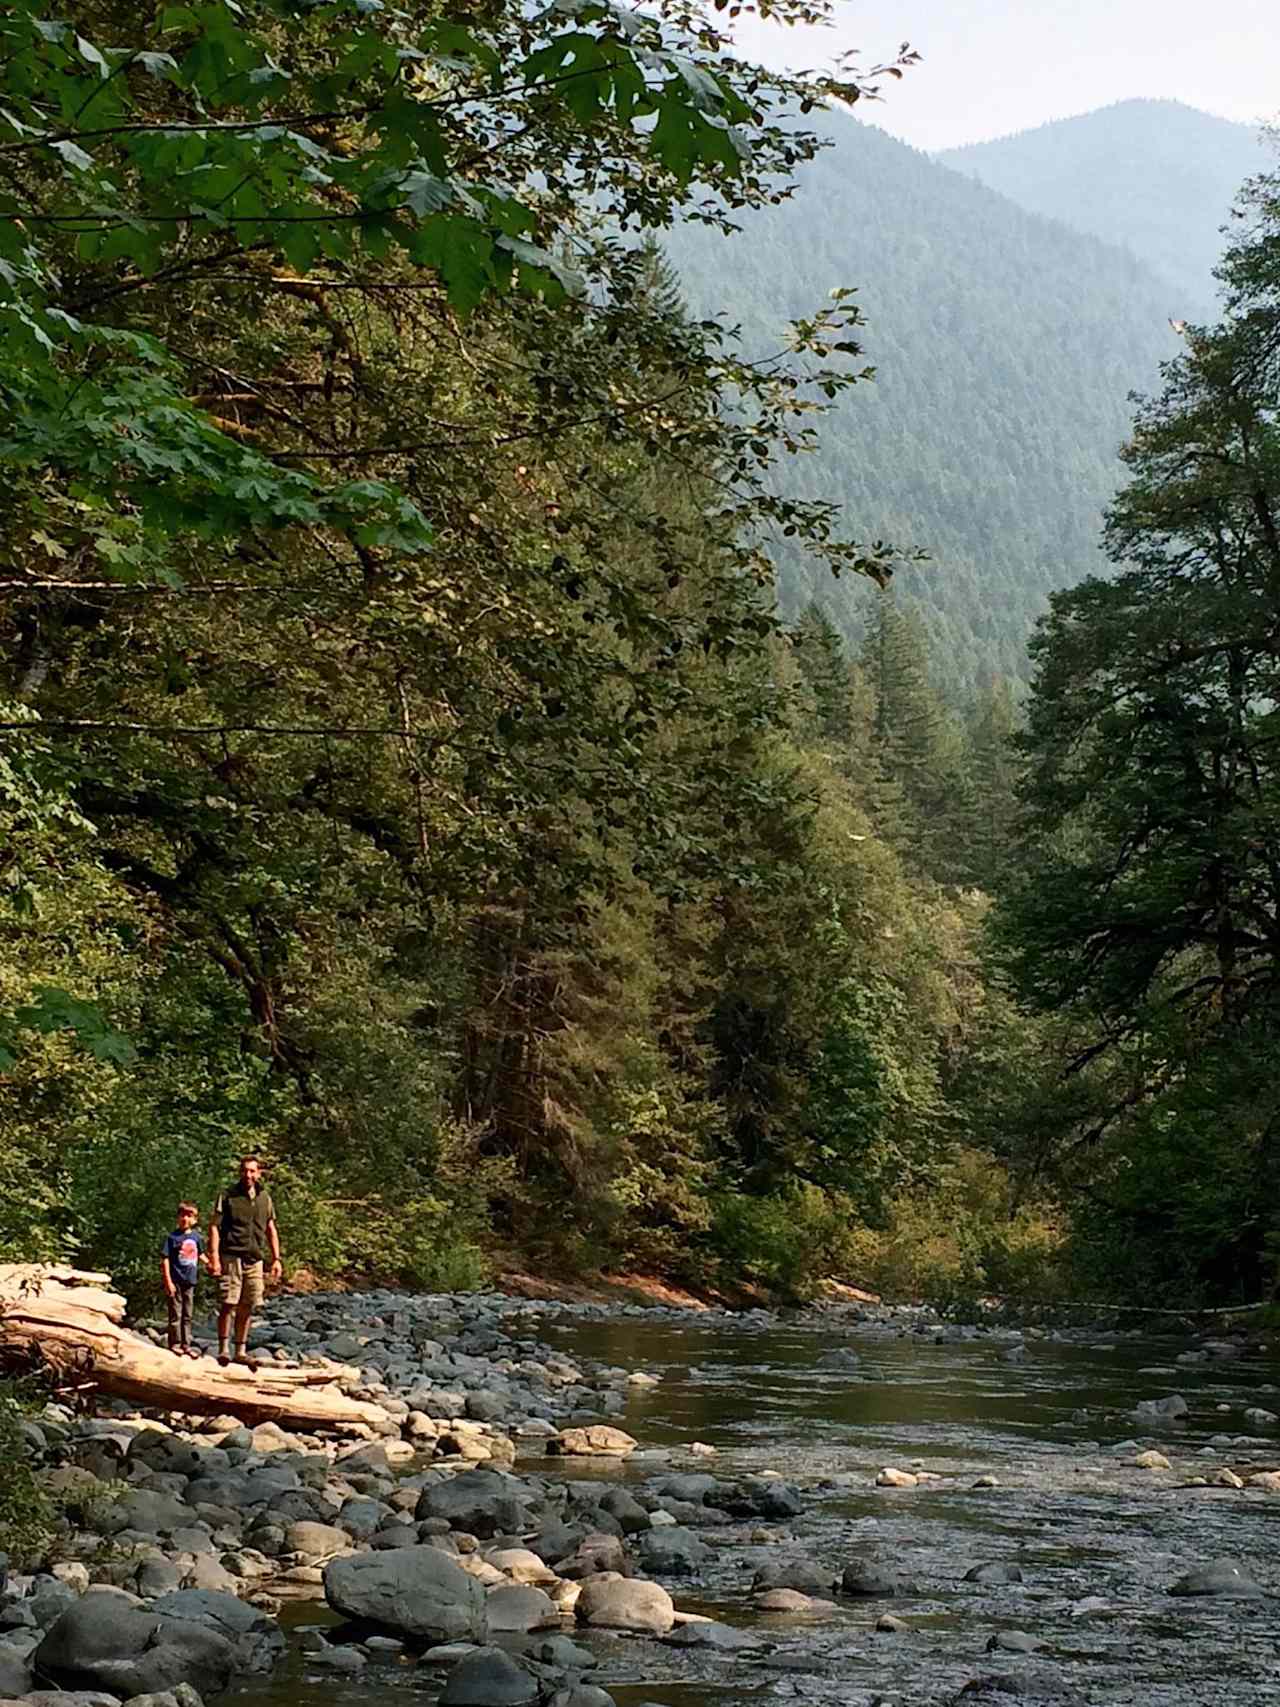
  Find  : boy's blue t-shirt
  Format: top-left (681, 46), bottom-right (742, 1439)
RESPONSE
top-left (163, 1228), bottom-right (203, 1287)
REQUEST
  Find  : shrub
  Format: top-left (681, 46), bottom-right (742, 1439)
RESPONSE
top-left (708, 1183), bottom-right (861, 1300)
top-left (605, 1061), bottom-right (718, 1275)
top-left (0, 1383), bottom-right (53, 1565)
top-left (270, 1117), bottom-right (503, 1291)
top-left (841, 1150), bottom-right (1068, 1305)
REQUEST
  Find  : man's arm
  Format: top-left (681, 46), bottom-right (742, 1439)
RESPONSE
top-left (266, 1215), bottom-right (282, 1281)
top-left (208, 1205), bottom-right (221, 1276)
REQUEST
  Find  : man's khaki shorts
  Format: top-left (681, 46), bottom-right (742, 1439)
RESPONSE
top-left (219, 1258), bottom-right (265, 1309)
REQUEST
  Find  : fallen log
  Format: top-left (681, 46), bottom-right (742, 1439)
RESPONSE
top-left (0, 1264), bottom-right (388, 1433)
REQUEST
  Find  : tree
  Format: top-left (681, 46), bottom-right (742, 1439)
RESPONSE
top-left (961, 677), bottom-right (1021, 891)
top-left (861, 595), bottom-right (968, 879)
top-left (999, 159), bottom-right (1280, 1300)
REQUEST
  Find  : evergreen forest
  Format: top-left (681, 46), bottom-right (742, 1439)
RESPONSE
top-left (1, 0), bottom-right (1278, 1314)
top-left (941, 99), bottom-right (1266, 317)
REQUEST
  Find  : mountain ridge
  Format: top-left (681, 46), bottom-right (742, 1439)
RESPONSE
top-left (663, 108), bottom-right (1185, 695)
top-left (938, 98), bottom-right (1267, 317)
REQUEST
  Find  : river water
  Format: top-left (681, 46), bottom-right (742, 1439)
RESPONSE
top-left (233, 1307), bottom-right (1280, 1707)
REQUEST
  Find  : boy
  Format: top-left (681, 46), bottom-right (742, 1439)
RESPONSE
top-left (161, 1201), bottom-right (205, 1358)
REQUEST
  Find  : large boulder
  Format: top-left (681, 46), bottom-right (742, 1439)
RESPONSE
top-left (663, 1621), bottom-right (762, 1651)
top-left (149, 1591), bottom-right (285, 1673)
top-left (654, 1475), bottom-right (718, 1506)
top-left (595, 1490), bottom-right (650, 1535)
top-left (22, 1693), bottom-right (123, 1707)
top-left (439, 1646), bottom-right (538, 1707)
top-left (484, 1549), bottom-right (557, 1586)
top-left (415, 1470), bottom-right (531, 1539)
top-left (575, 1578), bottom-right (674, 1635)
top-left (284, 1522), bottom-right (353, 1562)
top-left (0, 1643), bottom-right (32, 1697)
top-left (34, 1589), bottom-right (236, 1697)
top-left (483, 1586), bottom-right (560, 1634)
top-left (99, 1492), bottom-right (193, 1537)
top-left (751, 1557), bottom-right (833, 1597)
top-left (547, 1428), bottom-right (636, 1459)
top-left (1133, 1395), bottom-right (1189, 1424)
top-left (731, 1478), bottom-right (804, 1520)
top-left (637, 1528), bottom-right (713, 1577)
top-left (547, 1689), bottom-right (616, 1707)
top-left (964, 1563), bottom-right (1024, 1586)
top-left (556, 1532), bottom-right (630, 1581)
top-left (324, 1546), bottom-right (488, 1641)
top-left (128, 1433), bottom-right (205, 1478)
top-left (1168, 1561), bottom-right (1265, 1598)
top-left (841, 1563), bottom-right (900, 1597)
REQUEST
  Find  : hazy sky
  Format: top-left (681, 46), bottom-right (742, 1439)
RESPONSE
top-left (732, 0), bottom-right (1280, 151)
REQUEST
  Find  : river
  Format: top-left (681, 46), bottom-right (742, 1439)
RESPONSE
top-left (231, 1305), bottom-right (1280, 1707)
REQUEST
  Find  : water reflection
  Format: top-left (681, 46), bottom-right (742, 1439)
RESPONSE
top-left (527, 1311), bottom-right (1280, 1477)
top-left (229, 1308), bottom-right (1280, 1707)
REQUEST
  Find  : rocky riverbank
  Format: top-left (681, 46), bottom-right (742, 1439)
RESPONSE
top-left (3, 1289), bottom-right (1280, 1707)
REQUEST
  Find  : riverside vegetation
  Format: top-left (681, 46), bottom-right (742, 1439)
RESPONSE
top-left (0, 0), bottom-right (1278, 1313)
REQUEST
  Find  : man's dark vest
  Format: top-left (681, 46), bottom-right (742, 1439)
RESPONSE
top-left (216, 1183), bottom-right (274, 1259)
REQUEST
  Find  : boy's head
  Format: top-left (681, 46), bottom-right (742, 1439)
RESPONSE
top-left (177, 1202), bottom-right (199, 1229)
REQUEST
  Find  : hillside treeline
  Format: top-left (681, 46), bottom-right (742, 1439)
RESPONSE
top-left (0, 0), bottom-right (1038, 1302)
top-left (663, 113), bottom-right (1180, 700)
top-left (2, 0), bottom-right (1276, 1311)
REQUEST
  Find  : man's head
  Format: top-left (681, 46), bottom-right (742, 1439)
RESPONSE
top-left (238, 1155), bottom-right (262, 1191)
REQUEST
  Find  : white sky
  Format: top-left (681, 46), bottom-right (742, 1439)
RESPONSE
top-left (731, 0), bottom-right (1280, 151)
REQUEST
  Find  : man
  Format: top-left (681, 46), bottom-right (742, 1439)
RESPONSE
top-left (208, 1154), bottom-right (282, 1367)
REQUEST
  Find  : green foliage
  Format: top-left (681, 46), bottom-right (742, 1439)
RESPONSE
top-left (600, 1049), bottom-right (718, 1275)
top-left (663, 109), bottom-right (1185, 700)
top-left (0, 1384), bottom-right (53, 1565)
top-left (843, 1151), bottom-right (1067, 1305)
top-left (709, 1184), bottom-right (858, 1300)
top-left (0, 0), bottom-right (1080, 1309)
top-left (272, 1159), bottom-right (491, 1294)
top-left (996, 156), bottom-right (1280, 1304)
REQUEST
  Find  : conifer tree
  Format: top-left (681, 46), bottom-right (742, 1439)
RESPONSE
top-left (861, 596), bottom-right (969, 881)
top-left (1000, 159), bottom-right (1280, 1298)
top-left (792, 603), bottom-right (856, 745)
top-left (962, 678), bottom-right (1022, 892)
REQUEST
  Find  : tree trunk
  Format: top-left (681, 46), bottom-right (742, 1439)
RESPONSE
top-left (0, 1265), bottom-right (387, 1433)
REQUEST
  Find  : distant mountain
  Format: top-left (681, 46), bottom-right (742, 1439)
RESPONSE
top-left (939, 100), bottom-right (1267, 319)
top-left (663, 113), bottom-right (1179, 697)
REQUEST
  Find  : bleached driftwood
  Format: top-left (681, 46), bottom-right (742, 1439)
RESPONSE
top-left (0, 1264), bottom-right (386, 1432)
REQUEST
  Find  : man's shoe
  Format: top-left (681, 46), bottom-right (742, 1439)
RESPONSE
top-left (217, 1352), bottom-right (231, 1367)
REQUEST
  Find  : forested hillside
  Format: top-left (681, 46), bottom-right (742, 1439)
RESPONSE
top-left (2, 0), bottom-right (1276, 1314)
top-left (0, 0), bottom-right (1040, 1307)
top-left (941, 100), bottom-right (1265, 318)
top-left (664, 114), bottom-right (1179, 697)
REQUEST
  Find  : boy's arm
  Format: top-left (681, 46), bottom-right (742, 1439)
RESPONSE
top-left (160, 1253), bottom-right (175, 1297)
